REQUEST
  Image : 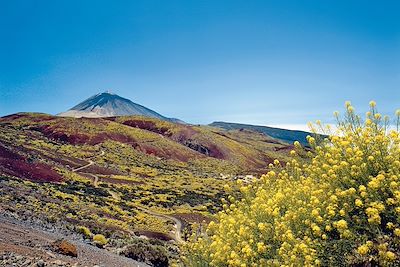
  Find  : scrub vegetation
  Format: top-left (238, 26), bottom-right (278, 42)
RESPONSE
top-left (186, 103), bottom-right (400, 267)
top-left (0, 113), bottom-right (293, 265)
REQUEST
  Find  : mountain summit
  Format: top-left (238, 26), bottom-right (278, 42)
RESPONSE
top-left (57, 92), bottom-right (170, 120)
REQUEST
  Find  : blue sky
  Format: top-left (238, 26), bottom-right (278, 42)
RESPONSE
top-left (1, 1), bottom-right (399, 129)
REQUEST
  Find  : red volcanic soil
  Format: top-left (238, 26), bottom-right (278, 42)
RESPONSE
top-left (0, 144), bottom-right (63, 182)
top-left (32, 123), bottom-right (202, 162)
top-left (44, 155), bottom-right (86, 169)
top-left (117, 118), bottom-right (225, 158)
top-left (134, 230), bottom-right (174, 241)
top-left (119, 118), bottom-right (223, 159)
top-left (122, 119), bottom-right (223, 160)
top-left (19, 115), bottom-right (226, 162)
top-left (32, 125), bottom-right (139, 147)
top-left (30, 125), bottom-right (89, 144)
top-left (0, 113), bottom-right (55, 123)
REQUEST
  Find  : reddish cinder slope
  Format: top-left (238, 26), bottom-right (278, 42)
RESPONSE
top-left (112, 116), bottom-right (287, 168)
top-left (1, 113), bottom-right (205, 163)
top-left (32, 124), bottom-right (138, 146)
top-left (115, 118), bottom-right (227, 158)
top-left (1, 113), bottom-right (291, 172)
top-left (0, 144), bottom-right (63, 182)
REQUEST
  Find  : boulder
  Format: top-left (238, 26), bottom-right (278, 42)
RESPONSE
top-left (53, 239), bottom-right (78, 257)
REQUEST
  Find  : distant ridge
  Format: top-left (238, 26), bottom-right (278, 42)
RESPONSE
top-left (209, 121), bottom-right (314, 146)
top-left (58, 92), bottom-right (178, 122)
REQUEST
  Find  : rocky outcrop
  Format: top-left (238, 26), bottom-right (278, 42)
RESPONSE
top-left (53, 239), bottom-right (77, 258)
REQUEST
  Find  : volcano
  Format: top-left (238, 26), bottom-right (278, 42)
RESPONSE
top-left (57, 92), bottom-right (172, 121)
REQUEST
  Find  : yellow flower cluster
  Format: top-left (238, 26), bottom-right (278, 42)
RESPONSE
top-left (185, 103), bottom-right (400, 266)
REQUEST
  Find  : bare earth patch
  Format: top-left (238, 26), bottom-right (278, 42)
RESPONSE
top-left (0, 215), bottom-right (149, 267)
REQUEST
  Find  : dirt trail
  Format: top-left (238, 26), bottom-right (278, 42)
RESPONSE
top-left (0, 215), bottom-right (149, 267)
top-left (72, 151), bottom-right (184, 243)
top-left (79, 172), bottom-right (99, 187)
top-left (72, 151), bottom-right (104, 187)
top-left (135, 205), bottom-right (184, 244)
top-left (72, 151), bottom-right (105, 172)
top-left (72, 160), bottom-right (94, 172)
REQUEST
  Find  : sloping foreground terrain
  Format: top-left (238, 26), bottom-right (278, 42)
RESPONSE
top-left (0, 113), bottom-right (299, 265)
top-left (0, 214), bottom-right (147, 267)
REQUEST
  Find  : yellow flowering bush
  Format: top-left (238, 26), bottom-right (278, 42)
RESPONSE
top-left (93, 234), bottom-right (108, 247)
top-left (77, 225), bottom-right (92, 238)
top-left (185, 103), bottom-right (400, 266)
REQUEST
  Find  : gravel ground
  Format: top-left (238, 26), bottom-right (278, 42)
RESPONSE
top-left (0, 215), bottom-right (149, 267)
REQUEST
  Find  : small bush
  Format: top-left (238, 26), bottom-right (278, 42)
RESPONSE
top-left (93, 234), bottom-right (108, 247)
top-left (121, 239), bottom-right (169, 267)
top-left (77, 225), bottom-right (92, 238)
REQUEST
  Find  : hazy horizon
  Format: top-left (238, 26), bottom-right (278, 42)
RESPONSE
top-left (1, 1), bottom-right (399, 129)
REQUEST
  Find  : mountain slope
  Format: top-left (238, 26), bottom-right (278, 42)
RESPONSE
top-left (0, 113), bottom-right (296, 264)
top-left (209, 121), bottom-right (314, 146)
top-left (58, 92), bottom-right (170, 120)
top-left (0, 113), bottom-right (293, 180)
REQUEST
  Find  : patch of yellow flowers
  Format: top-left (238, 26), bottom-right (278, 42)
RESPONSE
top-left (185, 102), bottom-right (400, 266)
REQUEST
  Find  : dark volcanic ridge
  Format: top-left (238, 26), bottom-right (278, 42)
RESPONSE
top-left (209, 121), bottom-right (316, 146)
